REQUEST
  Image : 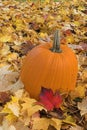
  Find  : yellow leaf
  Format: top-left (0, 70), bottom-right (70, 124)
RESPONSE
top-left (21, 97), bottom-right (44, 117)
top-left (73, 21), bottom-right (80, 26)
top-left (63, 115), bottom-right (76, 126)
top-left (78, 6), bottom-right (85, 11)
top-left (13, 19), bottom-right (25, 31)
top-left (39, 32), bottom-right (48, 39)
top-left (66, 35), bottom-right (74, 44)
top-left (82, 69), bottom-right (87, 83)
top-left (6, 53), bottom-right (18, 62)
top-left (36, 16), bottom-right (44, 24)
top-left (2, 26), bottom-right (14, 34)
top-left (8, 103), bottom-right (20, 117)
top-left (0, 96), bottom-right (20, 122)
top-left (44, 0), bottom-right (50, 3)
top-left (70, 85), bottom-right (86, 99)
top-left (6, 113), bottom-right (17, 123)
top-left (11, 96), bottom-right (19, 103)
top-left (32, 117), bottom-right (62, 130)
top-left (0, 33), bottom-right (12, 43)
top-left (0, 44), bottom-right (10, 56)
top-left (1, 107), bottom-right (17, 122)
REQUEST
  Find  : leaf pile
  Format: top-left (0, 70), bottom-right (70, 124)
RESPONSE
top-left (0, 0), bottom-right (87, 130)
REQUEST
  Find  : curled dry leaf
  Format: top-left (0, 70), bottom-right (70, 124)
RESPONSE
top-left (69, 125), bottom-right (84, 130)
top-left (0, 65), bottom-right (19, 92)
top-left (0, 65), bottom-right (24, 92)
top-left (78, 97), bottom-right (87, 116)
top-left (0, 92), bottom-right (10, 104)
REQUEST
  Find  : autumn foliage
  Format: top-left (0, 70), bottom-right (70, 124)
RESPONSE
top-left (0, 0), bottom-right (86, 130)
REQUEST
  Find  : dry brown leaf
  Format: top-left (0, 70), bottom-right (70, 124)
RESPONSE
top-left (69, 125), bottom-right (84, 130)
top-left (78, 97), bottom-right (87, 116)
top-left (0, 65), bottom-right (20, 92)
top-left (13, 121), bottom-right (29, 130)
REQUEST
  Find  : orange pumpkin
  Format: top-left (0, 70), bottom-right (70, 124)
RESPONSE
top-left (20, 30), bottom-right (78, 99)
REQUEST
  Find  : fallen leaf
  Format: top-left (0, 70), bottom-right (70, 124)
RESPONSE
top-left (63, 115), bottom-right (76, 126)
top-left (9, 79), bottom-right (24, 93)
top-left (21, 97), bottom-right (44, 117)
top-left (21, 41), bottom-right (35, 55)
top-left (0, 92), bottom-right (10, 104)
top-left (0, 96), bottom-right (20, 122)
top-left (1, 118), bottom-right (16, 130)
top-left (13, 121), bottom-right (29, 130)
top-left (32, 117), bottom-right (62, 130)
top-left (0, 33), bottom-right (12, 43)
top-left (78, 97), bottom-right (87, 116)
top-left (69, 125), bottom-right (84, 130)
top-left (0, 65), bottom-right (24, 92)
top-left (80, 43), bottom-right (87, 51)
top-left (70, 85), bottom-right (86, 99)
top-left (39, 87), bottom-right (62, 111)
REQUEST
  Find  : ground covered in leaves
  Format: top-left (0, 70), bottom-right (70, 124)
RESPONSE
top-left (0, 0), bottom-right (87, 130)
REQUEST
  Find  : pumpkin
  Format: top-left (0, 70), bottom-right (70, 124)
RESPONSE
top-left (20, 30), bottom-right (78, 99)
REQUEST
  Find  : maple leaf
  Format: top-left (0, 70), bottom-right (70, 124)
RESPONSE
top-left (0, 96), bottom-right (20, 122)
top-left (21, 97), bottom-right (44, 117)
top-left (38, 87), bottom-right (62, 111)
top-left (31, 117), bottom-right (62, 130)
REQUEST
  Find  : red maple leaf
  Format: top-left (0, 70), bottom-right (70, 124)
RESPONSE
top-left (38, 87), bottom-right (62, 111)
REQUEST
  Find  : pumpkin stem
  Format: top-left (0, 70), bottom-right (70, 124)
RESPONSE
top-left (51, 30), bottom-right (62, 53)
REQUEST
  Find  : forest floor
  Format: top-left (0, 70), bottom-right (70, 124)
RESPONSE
top-left (0, 0), bottom-right (87, 130)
